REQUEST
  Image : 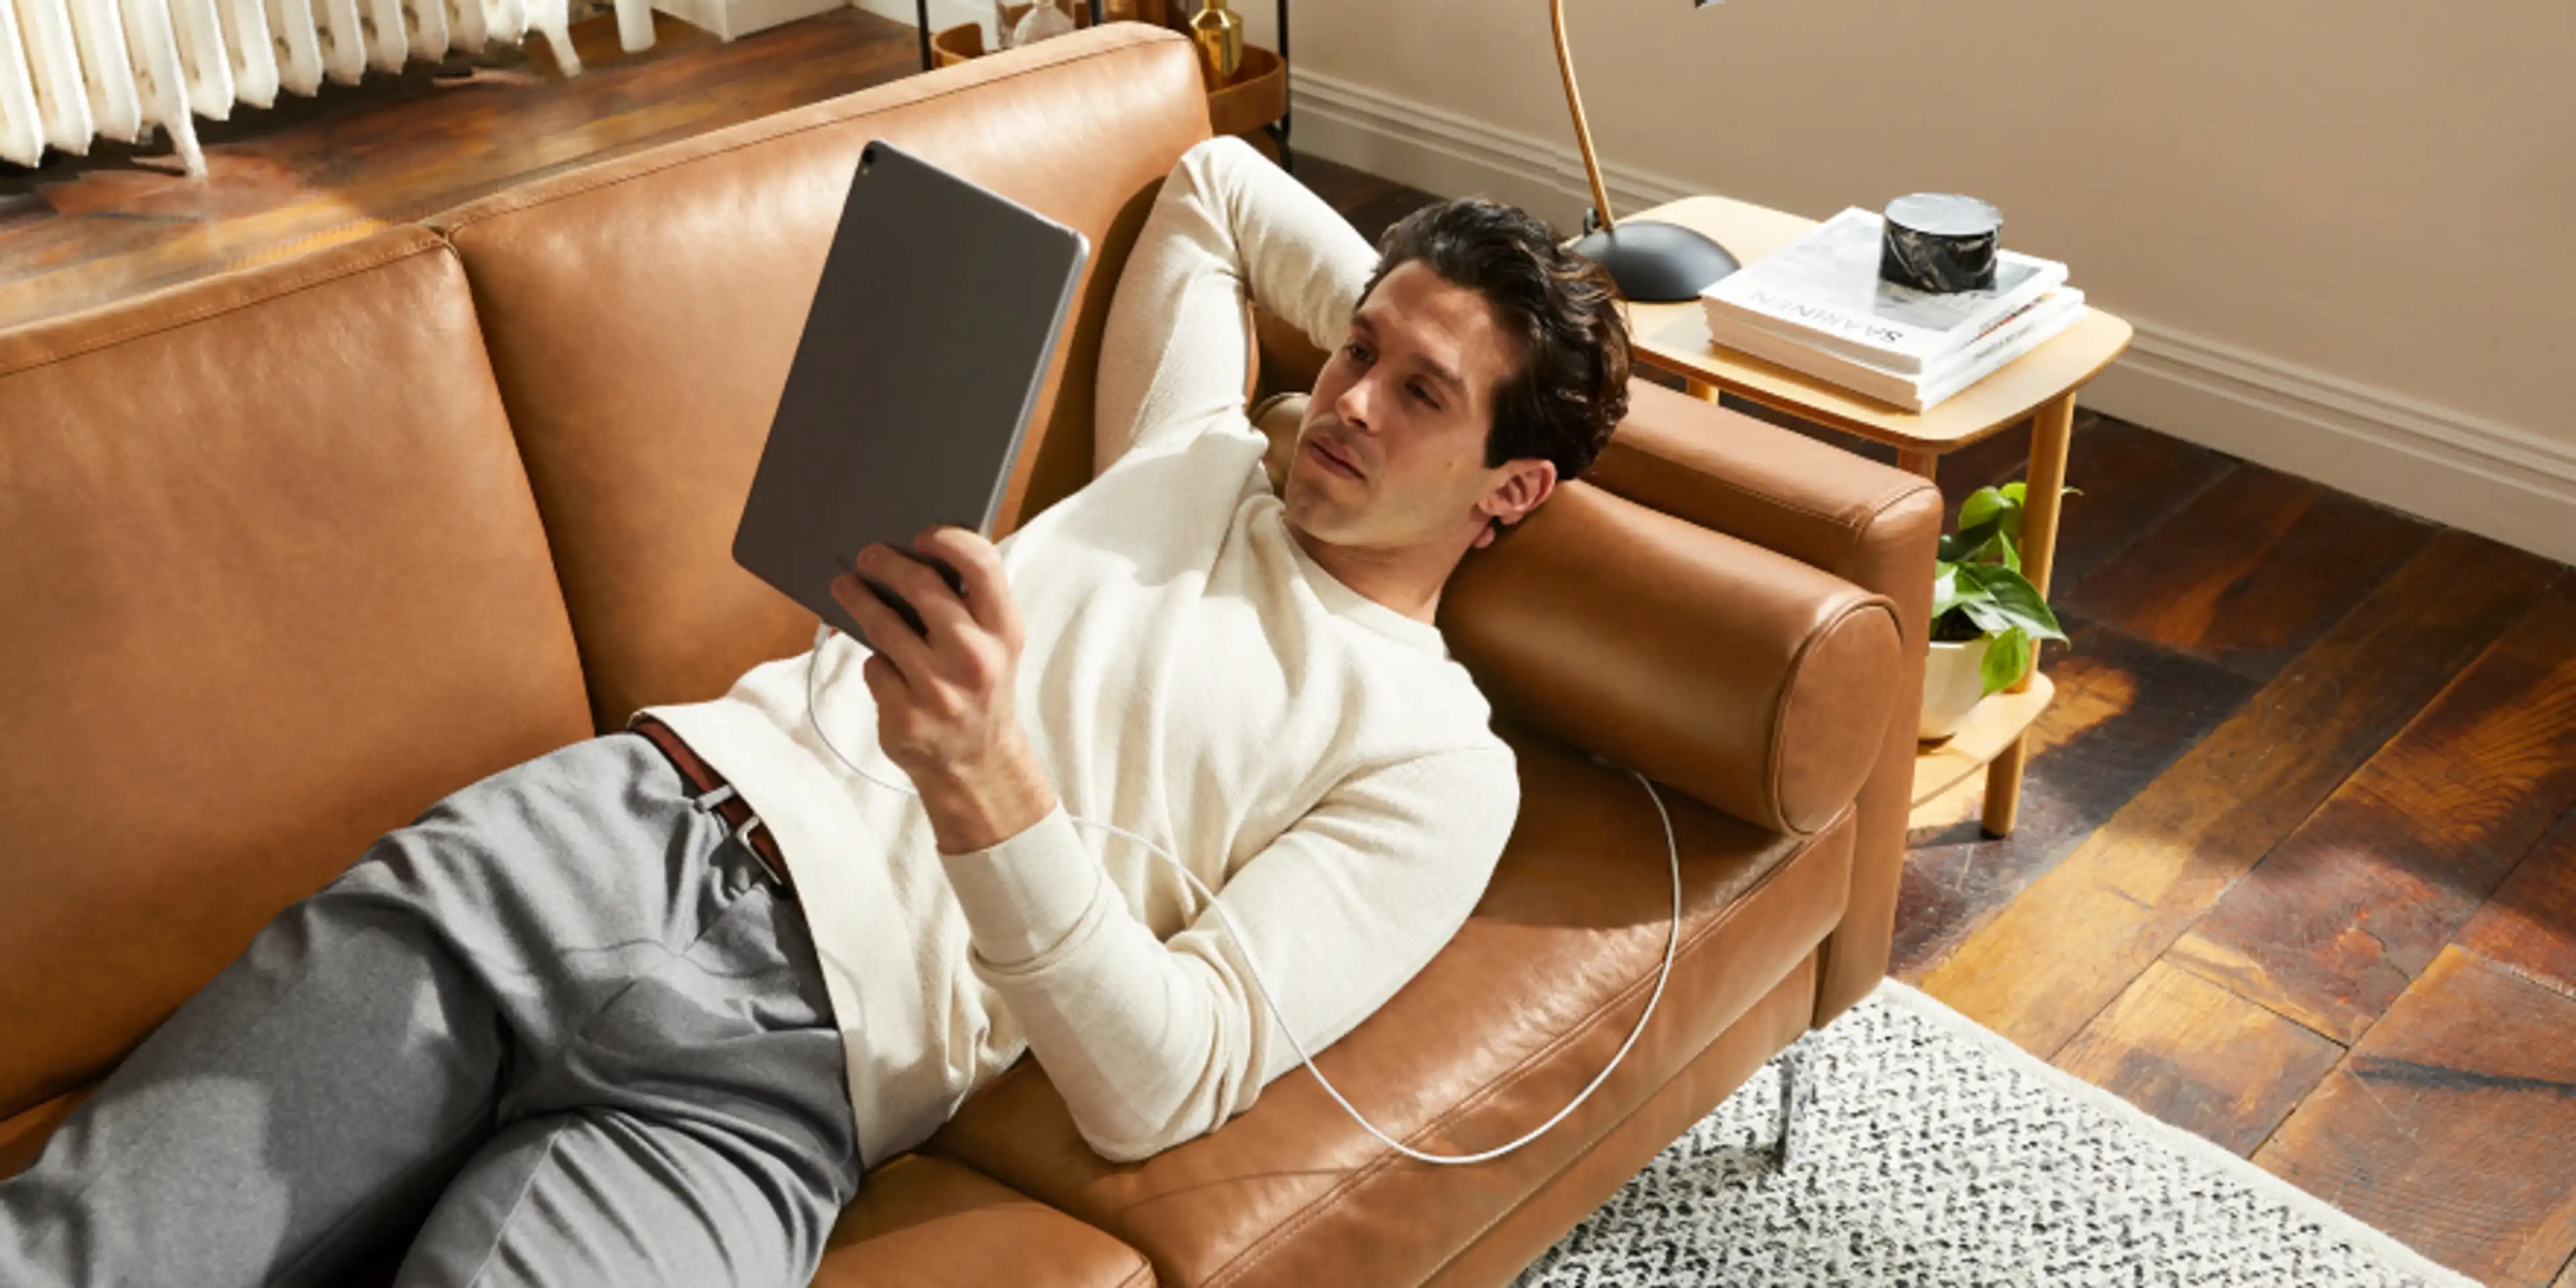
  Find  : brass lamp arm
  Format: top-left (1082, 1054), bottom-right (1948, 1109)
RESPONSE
top-left (1550, 0), bottom-right (1617, 232)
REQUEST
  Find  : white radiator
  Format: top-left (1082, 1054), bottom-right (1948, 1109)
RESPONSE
top-left (0, 0), bottom-right (659, 176)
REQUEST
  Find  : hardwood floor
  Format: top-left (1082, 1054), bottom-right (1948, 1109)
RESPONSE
top-left (0, 7), bottom-right (920, 332)
top-left (1311, 154), bottom-right (2576, 1288)
top-left (5, 21), bottom-right (2567, 1278)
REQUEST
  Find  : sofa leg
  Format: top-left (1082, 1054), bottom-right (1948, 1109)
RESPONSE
top-left (1770, 1041), bottom-right (1812, 1173)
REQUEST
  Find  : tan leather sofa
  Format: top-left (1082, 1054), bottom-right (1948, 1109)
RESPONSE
top-left (0, 23), bottom-right (1938, 1286)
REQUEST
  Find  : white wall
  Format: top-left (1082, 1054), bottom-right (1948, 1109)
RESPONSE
top-left (873, 2), bottom-right (2576, 564)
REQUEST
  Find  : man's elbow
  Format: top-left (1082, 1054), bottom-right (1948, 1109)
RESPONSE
top-left (1085, 1131), bottom-right (1165, 1165)
top-left (1079, 1116), bottom-right (1194, 1165)
top-left (1073, 1090), bottom-right (1235, 1165)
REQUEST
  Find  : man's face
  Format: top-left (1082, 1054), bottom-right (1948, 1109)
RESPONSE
top-left (1283, 261), bottom-right (1545, 551)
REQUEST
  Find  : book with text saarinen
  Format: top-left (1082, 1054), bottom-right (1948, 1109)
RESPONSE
top-left (1700, 207), bottom-right (2068, 375)
top-left (1704, 286), bottom-right (2087, 411)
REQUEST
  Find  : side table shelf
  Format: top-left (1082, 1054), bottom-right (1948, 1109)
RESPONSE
top-left (1913, 674), bottom-right (2053, 809)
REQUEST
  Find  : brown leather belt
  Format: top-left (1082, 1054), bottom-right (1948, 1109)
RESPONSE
top-left (633, 715), bottom-right (795, 897)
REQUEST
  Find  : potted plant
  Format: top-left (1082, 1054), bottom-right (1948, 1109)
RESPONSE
top-left (1921, 481), bottom-right (2072, 741)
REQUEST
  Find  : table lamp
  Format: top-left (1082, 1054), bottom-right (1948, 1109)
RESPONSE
top-left (1553, 0), bottom-right (1741, 302)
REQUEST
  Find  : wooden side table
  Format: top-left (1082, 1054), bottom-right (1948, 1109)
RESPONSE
top-left (1607, 195), bottom-right (2135, 837)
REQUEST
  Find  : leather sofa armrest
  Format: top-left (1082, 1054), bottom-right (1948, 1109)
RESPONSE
top-left (816, 1154), bottom-right (1150, 1288)
top-left (1587, 381), bottom-right (1943, 600)
top-left (1580, 379), bottom-right (1942, 1024)
top-left (1439, 478), bottom-right (1904, 837)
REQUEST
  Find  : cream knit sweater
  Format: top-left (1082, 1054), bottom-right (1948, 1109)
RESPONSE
top-left (636, 136), bottom-right (1518, 1169)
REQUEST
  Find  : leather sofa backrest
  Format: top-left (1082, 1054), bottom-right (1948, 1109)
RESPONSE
top-left (0, 229), bottom-right (596, 1121)
top-left (432, 24), bottom-right (1212, 733)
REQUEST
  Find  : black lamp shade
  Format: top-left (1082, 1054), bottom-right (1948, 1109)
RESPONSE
top-left (1571, 219), bottom-right (1741, 303)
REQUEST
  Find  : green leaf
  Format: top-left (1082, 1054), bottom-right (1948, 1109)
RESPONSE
top-left (1929, 564), bottom-right (1971, 623)
top-left (1957, 598), bottom-right (2017, 636)
top-left (1958, 486), bottom-right (2008, 534)
top-left (1980, 627), bottom-right (2033, 696)
top-left (1937, 518), bottom-right (2002, 565)
top-left (1960, 564), bottom-right (2068, 641)
top-left (2000, 480), bottom-right (2027, 506)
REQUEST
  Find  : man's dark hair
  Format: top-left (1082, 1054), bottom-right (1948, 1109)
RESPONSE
top-left (1356, 197), bottom-right (1632, 489)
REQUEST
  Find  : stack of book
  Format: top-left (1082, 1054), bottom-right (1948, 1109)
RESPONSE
top-left (1697, 207), bottom-right (2085, 413)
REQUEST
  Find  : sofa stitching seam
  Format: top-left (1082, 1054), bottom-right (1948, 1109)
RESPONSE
top-left (435, 38), bottom-right (1188, 237)
top-left (1768, 596), bottom-right (1898, 835)
top-left (0, 237), bottom-right (449, 380)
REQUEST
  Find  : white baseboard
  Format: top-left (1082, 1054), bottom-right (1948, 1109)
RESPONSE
top-left (851, 0), bottom-right (997, 45)
top-left (1288, 66), bottom-right (1696, 237)
top-left (2078, 328), bottom-right (2576, 567)
top-left (655, 0), bottom-right (839, 40)
top-left (1287, 66), bottom-right (2576, 568)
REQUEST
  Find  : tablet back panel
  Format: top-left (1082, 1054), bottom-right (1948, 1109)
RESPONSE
top-left (734, 139), bottom-right (1089, 638)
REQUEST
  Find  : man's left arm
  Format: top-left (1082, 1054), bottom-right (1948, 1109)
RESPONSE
top-left (947, 746), bottom-right (1517, 1163)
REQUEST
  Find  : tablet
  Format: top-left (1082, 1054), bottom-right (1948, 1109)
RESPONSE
top-left (734, 139), bottom-right (1091, 653)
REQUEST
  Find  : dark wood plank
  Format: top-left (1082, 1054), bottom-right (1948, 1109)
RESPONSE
top-left (2048, 414), bottom-right (2239, 592)
top-left (1342, 187), bottom-right (1442, 249)
top-left (2051, 958), bottom-right (2346, 1157)
top-left (1964, 411), bottom-right (2240, 594)
top-left (1, 7), bottom-right (918, 331)
top-left (1927, 410), bottom-right (2049, 511)
top-left (1919, 529), bottom-right (2564, 1057)
top-left (1702, 405), bottom-right (2218, 585)
top-left (1895, 612), bottom-right (2259, 977)
top-left (2253, 945), bottom-right (2576, 1287)
top-left (2458, 804), bottom-right (2576, 1003)
top-left (1293, 152), bottom-right (1440, 248)
top-left (2060, 461), bottom-right (2437, 682)
top-left (1291, 153), bottom-right (1407, 224)
top-left (2167, 582), bottom-right (2576, 1042)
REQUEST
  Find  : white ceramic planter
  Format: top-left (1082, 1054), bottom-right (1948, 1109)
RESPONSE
top-left (1920, 635), bottom-right (1993, 741)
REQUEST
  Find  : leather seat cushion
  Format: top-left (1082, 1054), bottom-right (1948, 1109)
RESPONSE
top-left (817, 1155), bottom-right (1151, 1288)
top-left (924, 727), bottom-right (1858, 1287)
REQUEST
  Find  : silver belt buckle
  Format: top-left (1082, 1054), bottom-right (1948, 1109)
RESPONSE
top-left (731, 814), bottom-right (792, 894)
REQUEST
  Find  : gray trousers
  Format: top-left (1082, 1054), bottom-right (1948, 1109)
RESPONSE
top-left (0, 732), bottom-right (863, 1287)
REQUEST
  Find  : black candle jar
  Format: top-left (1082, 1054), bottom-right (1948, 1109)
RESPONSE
top-left (1880, 193), bottom-right (2003, 294)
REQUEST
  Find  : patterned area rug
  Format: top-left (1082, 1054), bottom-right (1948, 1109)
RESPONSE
top-left (1513, 979), bottom-right (2474, 1287)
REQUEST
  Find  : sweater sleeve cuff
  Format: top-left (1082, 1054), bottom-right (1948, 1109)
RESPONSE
top-left (935, 803), bottom-right (1102, 967)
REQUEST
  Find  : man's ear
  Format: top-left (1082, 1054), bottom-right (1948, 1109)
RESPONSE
top-left (1472, 459), bottom-right (1558, 548)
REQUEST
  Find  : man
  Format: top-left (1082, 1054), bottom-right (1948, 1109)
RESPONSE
top-left (0, 135), bottom-right (1630, 1287)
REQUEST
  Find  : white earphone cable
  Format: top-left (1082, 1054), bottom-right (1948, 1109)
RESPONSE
top-left (801, 624), bottom-right (1680, 1165)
